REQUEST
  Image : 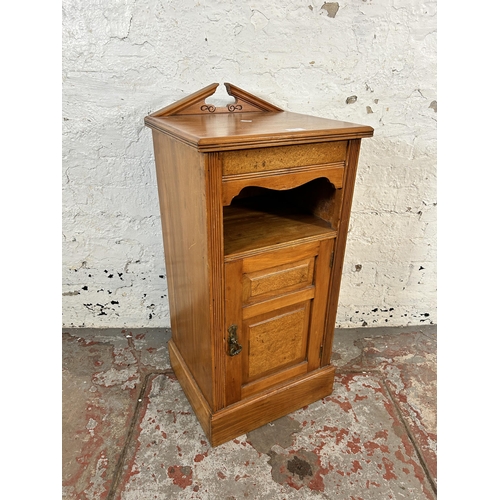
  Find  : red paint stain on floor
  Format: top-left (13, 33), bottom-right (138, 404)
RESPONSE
top-left (346, 436), bottom-right (362, 454)
top-left (194, 452), bottom-right (208, 463)
top-left (381, 456), bottom-right (397, 481)
top-left (335, 428), bottom-right (349, 445)
top-left (363, 440), bottom-right (390, 456)
top-left (326, 397), bottom-right (353, 413)
top-left (351, 460), bottom-right (363, 473)
top-left (167, 465), bottom-right (193, 488)
top-left (354, 394), bottom-right (368, 402)
top-left (308, 469), bottom-right (326, 491)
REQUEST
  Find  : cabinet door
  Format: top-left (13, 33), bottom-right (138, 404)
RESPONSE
top-left (224, 238), bottom-right (334, 405)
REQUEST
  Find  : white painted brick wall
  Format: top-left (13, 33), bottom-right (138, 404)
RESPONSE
top-left (62, 0), bottom-right (436, 328)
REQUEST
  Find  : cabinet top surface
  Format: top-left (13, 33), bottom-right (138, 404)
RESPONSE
top-left (144, 111), bottom-right (374, 151)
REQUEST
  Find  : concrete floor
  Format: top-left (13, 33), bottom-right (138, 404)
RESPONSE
top-left (62, 325), bottom-right (437, 499)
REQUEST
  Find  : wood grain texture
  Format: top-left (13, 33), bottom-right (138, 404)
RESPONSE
top-left (244, 302), bottom-right (310, 382)
top-left (322, 139), bottom-right (362, 367)
top-left (210, 365), bottom-right (335, 446)
top-left (240, 362), bottom-right (308, 400)
top-left (172, 335), bottom-right (335, 447)
top-left (223, 204), bottom-right (336, 260)
top-left (221, 142), bottom-right (347, 176)
top-left (151, 131), bottom-right (214, 407)
top-left (307, 238), bottom-right (335, 372)
top-left (224, 82), bottom-right (283, 112)
top-left (281, 177), bottom-right (340, 230)
top-left (241, 241), bottom-right (321, 273)
top-left (205, 153), bottom-right (226, 411)
top-left (145, 111), bottom-right (373, 152)
top-left (224, 259), bottom-right (244, 406)
top-left (168, 339), bottom-right (212, 442)
top-left (221, 164), bottom-right (344, 206)
top-left (145, 88), bottom-right (372, 446)
top-left (170, 334), bottom-right (335, 448)
top-left (149, 82), bottom-right (282, 117)
top-left (150, 83), bottom-right (219, 117)
top-left (242, 257), bottom-right (314, 304)
top-left (241, 287), bottom-right (315, 321)
top-left (223, 235), bottom-right (334, 409)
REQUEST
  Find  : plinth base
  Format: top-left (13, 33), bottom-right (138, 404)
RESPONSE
top-left (168, 339), bottom-right (335, 447)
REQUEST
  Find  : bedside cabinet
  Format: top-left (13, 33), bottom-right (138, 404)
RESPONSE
top-left (144, 83), bottom-right (373, 446)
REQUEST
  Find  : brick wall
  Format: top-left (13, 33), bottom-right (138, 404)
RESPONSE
top-left (62, 0), bottom-right (436, 328)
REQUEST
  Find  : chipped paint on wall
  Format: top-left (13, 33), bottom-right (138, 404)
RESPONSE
top-left (321, 2), bottom-right (340, 18)
top-left (62, 0), bottom-right (437, 328)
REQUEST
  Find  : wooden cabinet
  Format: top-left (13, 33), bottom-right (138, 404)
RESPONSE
top-left (144, 83), bottom-right (373, 446)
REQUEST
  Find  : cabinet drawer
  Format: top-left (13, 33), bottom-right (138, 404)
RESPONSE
top-left (220, 141), bottom-right (347, 176)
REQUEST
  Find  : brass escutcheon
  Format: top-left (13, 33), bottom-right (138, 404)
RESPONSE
top-left (228, 324), bottom-right (242, 356)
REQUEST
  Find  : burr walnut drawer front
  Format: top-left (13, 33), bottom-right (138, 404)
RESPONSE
top-left (220, 141), bottom-right (347, 176)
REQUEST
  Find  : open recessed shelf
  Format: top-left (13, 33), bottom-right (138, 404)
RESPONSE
top-left (223, 180), bottom-right (338, 260)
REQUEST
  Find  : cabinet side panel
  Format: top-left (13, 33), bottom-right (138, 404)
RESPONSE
top-left (322, 139), bottom-right (362, 366)
top-left (151, 130), bottom-right (213, 407)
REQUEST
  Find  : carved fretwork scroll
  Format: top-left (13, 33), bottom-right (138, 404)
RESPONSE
top-left (149, 83), bottom-right (283, 117)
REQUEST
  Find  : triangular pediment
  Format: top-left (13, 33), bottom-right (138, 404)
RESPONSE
top-left (149, 83), bottom-right (283, 117)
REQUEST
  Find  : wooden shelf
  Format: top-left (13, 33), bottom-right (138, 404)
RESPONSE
top-left (223, 199), bottom-right (337, 260)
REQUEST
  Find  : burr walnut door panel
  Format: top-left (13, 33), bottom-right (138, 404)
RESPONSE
top-left (224, 238), bottom-right (334, 405)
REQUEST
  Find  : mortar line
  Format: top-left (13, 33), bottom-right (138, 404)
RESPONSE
top-left (381, 377), bottom-right (437, 496)
top-left (106, 369), bottom-right (174, 500)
